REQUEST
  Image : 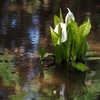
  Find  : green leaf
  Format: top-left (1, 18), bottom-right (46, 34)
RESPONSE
top-left (39, 46), bottom-right (46, 59)
top-left (58, 24), bottom-right (62, 45)
top-left (67, 17), bottom-right (73, 25)
top-left (54, 15), bottom-right (62, 27)
top-left (72, 62), bottom-right (88, 72)
top-left (50, 26), bottom-right (59, 46)
top-left (81, 41), bottom-right (87, 59)
top-left (44, 53), bottom-right (53, 58)
top-left (54, 8), bottom-right (63, 27)
top-left (76, 39), bottom-right (87, 61)
top-left (67, 20), bottom-right (80, 62)
top-left (39, 47), bottom-right (54, 65)
top-left (79, 18), bottom-right (91, 37)
top-left (85, 57), bottom-right (100, 61)
top-left (77, 18), bottom-right (91, 60)
top-left (60, 44), bottom-right (68, 62)
top-left (54, 45), bottom-right (61, 63)
top-left (59, 8), bottom-right (63, 22)
top-left (86, 51), bottom-right (97, 56)
top-left (62, 26), bottom-right (72, 62)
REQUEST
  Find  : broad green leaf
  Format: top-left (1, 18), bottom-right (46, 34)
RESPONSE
top-left (59, 44), bottom-right (69, 62)
top-left (76, 39), bottom-right (87, 61)
top-left (59, 23), bottom-right (73, 62)
top-left (72, 62), bottom-right (88, 72)
top-left (67, 20), bottom-right (80, 61)
top-left (79, 18), bottom-right (91, 37)
top-left (54, 15), bottom-right (62, 27)
top-left (63, 24), bottom-right (73, 62)
top-left (81, 41), bottom-right (87, 60)
top-left (76, 19), bottom-right (91, 61)
top-left (50, 26), bottom-right (59, 46)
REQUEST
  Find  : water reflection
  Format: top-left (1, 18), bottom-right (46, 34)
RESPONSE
top-left (0, 43), bottom-right (100, 99)
top-left (0, 15), bottom-right (8, 34)
top-left (48, 64), bottom-right (86, 100)
top-left (0, 0), bottom-right (100, 100)
top-left (10, 15), bottom-right (17, 28)
top-left (28, 14), bottom-right (40, 53)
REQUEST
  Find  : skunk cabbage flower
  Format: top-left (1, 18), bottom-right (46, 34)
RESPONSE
top-left (65, 8), bottom-right (75, 24)
top-left (53, 8), bottom-right (75, 45)
top-left (54, 23), bottom-right (67, 44)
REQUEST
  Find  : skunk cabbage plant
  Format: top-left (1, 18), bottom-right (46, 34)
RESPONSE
top-left (49, 8), bottom-right (91, 71)
top-left (50, 8), bottom-right (75, 46)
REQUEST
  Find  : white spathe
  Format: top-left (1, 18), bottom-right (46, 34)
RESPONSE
top-left (65, 8), bottom-right (75, 24)
top-left (54, 23), bottom-right (67, 44)
top-left (53, 8), bottom-right (75, 45)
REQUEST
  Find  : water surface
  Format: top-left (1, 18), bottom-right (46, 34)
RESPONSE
top-left (0, 0), bottom-right (100, 100)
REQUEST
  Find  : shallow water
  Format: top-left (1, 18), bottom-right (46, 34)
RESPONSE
top-left (0, 0), bottom-right (100, 100)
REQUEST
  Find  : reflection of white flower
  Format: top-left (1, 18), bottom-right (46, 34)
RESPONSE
top-left (53, 8), bottom-right (75, 45)
top-left (60, 84), bottom-right (65, 96)
top-left (53, 84), bottom-right (66, 100)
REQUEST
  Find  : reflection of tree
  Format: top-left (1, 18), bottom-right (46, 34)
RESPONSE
top-left (0, 0), bottom-right (5, 19)
top-left (0, 0), bottom-right (40, 50)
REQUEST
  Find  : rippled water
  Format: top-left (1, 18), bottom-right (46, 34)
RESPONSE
top-left (0, 0), bottom-right (100, 100)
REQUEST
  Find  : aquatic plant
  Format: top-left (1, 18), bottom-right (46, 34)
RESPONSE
top-left (39, 46), bottom-right (53, 65)
top-left (50, 8), bottom-right (91, 71)
top-left (40, 8), bottom-right (91, 72)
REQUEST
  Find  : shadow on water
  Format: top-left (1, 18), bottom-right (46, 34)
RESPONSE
top-left (0, 0), bottom-right (100, 100)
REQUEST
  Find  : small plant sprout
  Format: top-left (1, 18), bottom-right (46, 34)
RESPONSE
top-left (39, 46), bottom-right (53, 65)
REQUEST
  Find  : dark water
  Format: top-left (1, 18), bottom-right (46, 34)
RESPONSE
top-left (0, 0), bottom-right (100, 100)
